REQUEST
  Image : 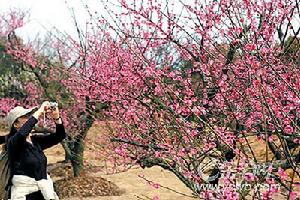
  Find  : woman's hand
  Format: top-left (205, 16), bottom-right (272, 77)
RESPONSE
top-left (50, 104), bottom-right (62, 124)
top-left (33, 101), bottom-right (50, 120)
top-left (51, 106), bottom-right (60, 120)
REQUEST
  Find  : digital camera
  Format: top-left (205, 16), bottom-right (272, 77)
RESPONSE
top-left (49, 102), bottom-right (58, 110)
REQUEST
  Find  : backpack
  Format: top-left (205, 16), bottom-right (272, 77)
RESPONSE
top-left (0, 149), bottom-right (11, 200)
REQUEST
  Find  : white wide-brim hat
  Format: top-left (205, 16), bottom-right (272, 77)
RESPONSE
top-left (6, 106), bottom-right (38, 129)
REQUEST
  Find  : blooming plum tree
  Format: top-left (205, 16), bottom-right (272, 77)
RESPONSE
top-left (64, 0), bottom-right (300, 198)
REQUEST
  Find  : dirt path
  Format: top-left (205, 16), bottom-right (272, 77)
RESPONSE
top-left (45, 144), bottom-right (196, 200)
top-left (44, 131), bottom-right (196, 200)
top-left (62, 167), bottom-right (196, 200)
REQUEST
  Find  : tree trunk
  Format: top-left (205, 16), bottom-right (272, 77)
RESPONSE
top-left (61, 140), bottom-right (72, 162)
top-left (63, 96), bottom-right (94, 177)
top-left (70, 137), bottom-right (84, 177)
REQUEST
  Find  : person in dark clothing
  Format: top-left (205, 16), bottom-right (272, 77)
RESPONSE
top-left (5, 101), bottom-right (66, 200)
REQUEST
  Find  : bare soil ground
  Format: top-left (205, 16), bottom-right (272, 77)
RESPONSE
top-left (43, 123), bottom-right (197, 200)
top-left (45, 145), bottom-right (196, 200)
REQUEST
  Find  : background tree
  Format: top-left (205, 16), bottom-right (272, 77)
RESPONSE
top-left (0, 11), bottom-right (97, 177)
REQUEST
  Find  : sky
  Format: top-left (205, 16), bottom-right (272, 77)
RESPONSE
top-left (0, 0), bottom-right (102, 40)
top-left (0, 0), bottom-right (186, 41)
top-left (1, 0), bottom-right (298, 43)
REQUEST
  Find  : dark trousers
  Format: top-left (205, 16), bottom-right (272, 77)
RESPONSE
top-left (26, 191), bottom-right (45, 200)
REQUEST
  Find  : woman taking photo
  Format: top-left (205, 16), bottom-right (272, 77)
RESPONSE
top-left (5, 101), bottom-right (66, 200)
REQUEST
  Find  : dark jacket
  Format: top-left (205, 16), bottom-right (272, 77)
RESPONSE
top-left (0, 135), bottom-right (5, 144)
